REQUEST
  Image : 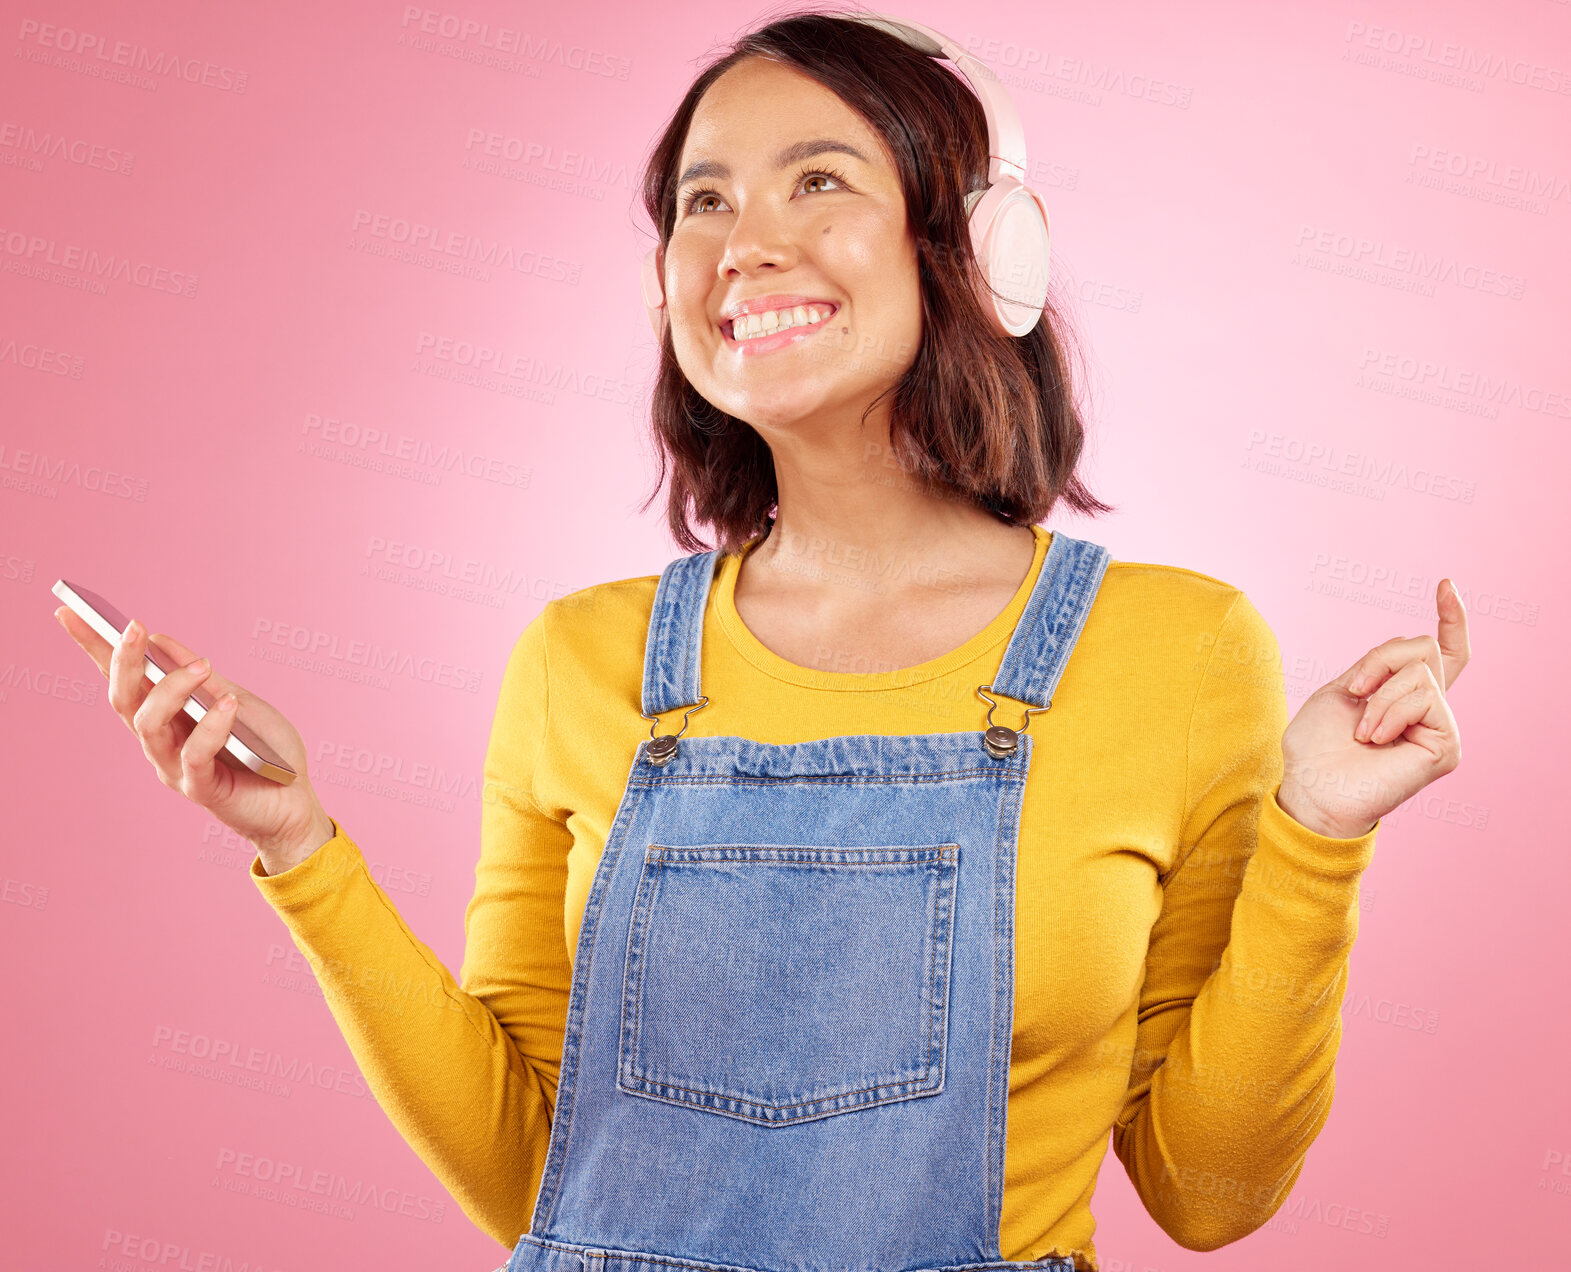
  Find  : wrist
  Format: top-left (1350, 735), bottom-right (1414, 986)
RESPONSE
top-left (1274, 782), bottom-right (1375, 841)
top-left (254, 809), bottom-right (336, 875)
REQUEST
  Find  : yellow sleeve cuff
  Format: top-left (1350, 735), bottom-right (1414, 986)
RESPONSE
top-left (248, 817), bottom-right (364, 909)
top-left (1258, 785), bottom-right (1379, 882)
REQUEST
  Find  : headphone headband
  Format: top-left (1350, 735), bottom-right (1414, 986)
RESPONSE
top-left (641, 11), bottom-right (1052, 339)
top-left (846, 13), bottom-right (1028, 187)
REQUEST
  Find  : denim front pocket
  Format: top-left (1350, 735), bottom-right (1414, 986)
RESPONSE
top-left (617, 843), bottom-right (959, 1127)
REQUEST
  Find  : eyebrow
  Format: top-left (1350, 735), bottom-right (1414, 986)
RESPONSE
top-left (676, 138), bottom-right (873, 189)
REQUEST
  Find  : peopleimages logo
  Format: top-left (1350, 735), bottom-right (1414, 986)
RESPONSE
top-left (0, 122), bottom-right (135, 175)
top-left (14, 18), bottom-right (250, 93)
top-left (1355, 346), bottom-right (1571, 421)
top-left (1541, 1149), bottom-right (1571, 1196)
top-left (1243, 430), bottom-right (1477, 504)
top-left (149, 1024), bottom-right (376, 1100)
top-left (1406, 143), bottom-right (1571, 205)
top-left (1342, 20), bottom-right (1571, 96)
top-left (0, 442), bottom-right (151, 501)
top-left (413, 330), bottom-right (647, 407)
top-left (396, 7), bottom-right (631, 79)
top-left (349, 209), bottom-right (583, 285)
top-left (461, 128), bottom-right (636, 194)
top-left (960, 33), bottom-right (1194, 108)
top-left (1306, 552), bottom-right (1539, 627)
top-left (213, 1148), bottom-right (448, 1223)
top-left (0, 334), bottom-right (86, 378)
top-left (0, 224), bottom-right (200, 297)
top-left (1291, 225), bottom-right (1526, 299)
top-left (245, 616), bottom-right (486, 694)
top-left (101, 1227), bottom-right (284, 1272)
top-left (298, 412), bottom-right (532, 491)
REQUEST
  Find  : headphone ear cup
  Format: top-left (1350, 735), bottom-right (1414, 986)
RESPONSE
top-left (964, 180), bottom-right (1052, 337)
top-left (641, 246), bottom-right (666, 339)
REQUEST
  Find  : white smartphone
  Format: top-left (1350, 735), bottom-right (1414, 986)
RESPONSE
top-left (52, 579), bottom-right (298, 785)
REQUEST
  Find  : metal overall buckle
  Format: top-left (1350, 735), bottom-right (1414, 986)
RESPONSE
top-left (975, 684), bottom-right (1051, 759)
top-left (639, 696), bottom-right (709, 766)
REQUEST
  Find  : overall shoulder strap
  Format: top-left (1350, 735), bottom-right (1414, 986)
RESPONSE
top-left (989, 532), bottom-right (1111, 709)
top-left (640, 550), bottom-right (721, 718)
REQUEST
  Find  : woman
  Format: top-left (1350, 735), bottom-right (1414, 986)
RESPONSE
top-left (56, 9), bottom-right (1468, 1272)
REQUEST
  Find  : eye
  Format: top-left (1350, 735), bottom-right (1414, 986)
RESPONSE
top-left (794, 164), bottom-right (850, 195)
top-left (684, 188), bottom-right (723, 215)
top-left (680, 163), bottom-right (851, 216)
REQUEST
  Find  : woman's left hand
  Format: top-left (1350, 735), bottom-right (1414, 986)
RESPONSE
top-left (1276, 579), bottom-right (1470, 839)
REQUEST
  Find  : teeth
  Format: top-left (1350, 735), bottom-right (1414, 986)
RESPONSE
top-left (731, 304), bottom-right (831, 340)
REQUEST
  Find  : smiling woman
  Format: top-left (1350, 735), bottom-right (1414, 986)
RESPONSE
top-left (635, 10), bottom-right (1111, 555)
top-left (167, 9), bottom-right (1470, 1272)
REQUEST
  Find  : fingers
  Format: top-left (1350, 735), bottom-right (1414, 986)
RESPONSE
top-left (55, 605), bottom-right (114, 676)
top-left (132, 654), bottom-right (218, 786)
top-left (1353, 657), bottom-right (1452, 757)
top-left (148, 629), bottom-right (200, 664)
top-left (95, 617), bottom-right (247, 790)
top-left (72, 612), bottom-right (248, 799)
top-left (1341, 575), bottom-right (1475, 703)
top-left (174, 686), bottom-right (241, 802)
top-left (107, 618), bottom-right (155, 723)
top-left (149, 632), bottom-right (244, 705)
top-left (1343, 632), bottom-right (1446, 703)
top-left (62, 611), bottom-right (247, 723)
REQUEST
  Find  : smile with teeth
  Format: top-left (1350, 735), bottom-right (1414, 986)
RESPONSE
top-left (727, 304), bottom-right (835, 341)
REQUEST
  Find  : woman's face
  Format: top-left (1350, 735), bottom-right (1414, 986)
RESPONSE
top-left (663, 56), bottom-right (923, 437)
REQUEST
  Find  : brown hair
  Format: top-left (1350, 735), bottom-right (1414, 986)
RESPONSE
top-left (637, 5), bottom-right (1115, 555)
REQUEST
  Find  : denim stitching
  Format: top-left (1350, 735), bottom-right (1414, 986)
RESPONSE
top-left (642, 559), bottom-right (678, 718)
top-left (533, 752), bottom-right (648, 1234)
top-left (618, 852), bottom-right (664, 1113)
top-left (924, 846), bottom-right (958, 1086)
top-left (994, 530), bottom-right (1069, 705)
top-left (987, 748), bottom-right (1030, 1250)
top-left (620, 847), bottom-right (958, 1121)
top-left (618, 1080), bottom-right (945, 1124)
top-left (924, 854), bottom-right (942, 1086)
top-left (632, 766), bottom-right (1024, 789)
top-left (516, 1234), bottom-right (1074, 1272)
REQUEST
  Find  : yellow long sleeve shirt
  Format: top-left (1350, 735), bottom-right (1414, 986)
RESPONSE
top-left (250, 524), bottom-right (1379, 1271)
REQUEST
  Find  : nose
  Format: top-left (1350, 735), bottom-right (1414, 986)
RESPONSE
top-left (718, 200), bottom-right (800, 283)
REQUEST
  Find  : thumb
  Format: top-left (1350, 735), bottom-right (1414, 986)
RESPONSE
top-left (1434, 579), bottom-right (1471, 690)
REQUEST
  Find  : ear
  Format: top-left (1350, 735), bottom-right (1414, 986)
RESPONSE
top-left (641, 242), bottom-right (669, 341)
top-left (654, 243), bottom-right (667, 330)
top-left (642, 243), bottom-right (667, 315)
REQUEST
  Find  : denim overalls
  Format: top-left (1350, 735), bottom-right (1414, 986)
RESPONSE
top-left (502, 531), bottom-right (1111, 1272)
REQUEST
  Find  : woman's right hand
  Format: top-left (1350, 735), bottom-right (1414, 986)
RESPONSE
top-left (55, 605), bottom-right (338, 875)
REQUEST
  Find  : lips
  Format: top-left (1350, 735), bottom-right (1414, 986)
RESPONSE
top-left (719, 307), bottom-right (840, 356)
top-left (719, 296), bottom-right (840, 340)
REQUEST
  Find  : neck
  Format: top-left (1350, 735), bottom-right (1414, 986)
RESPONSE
top-left (746, 445), bottom-right (1032, 604)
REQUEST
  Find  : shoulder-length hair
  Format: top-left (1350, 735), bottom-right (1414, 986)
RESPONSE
top-left (637, 6), bottom-right (1115, 555)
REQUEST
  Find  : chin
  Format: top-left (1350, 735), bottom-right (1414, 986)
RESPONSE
top-left (735, 394), bottom-right (863, 436)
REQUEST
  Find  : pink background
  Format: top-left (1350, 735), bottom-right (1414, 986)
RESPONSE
top-left (3, 0), bottom-right (1566, 1268)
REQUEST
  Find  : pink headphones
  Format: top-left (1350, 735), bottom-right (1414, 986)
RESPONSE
top-left (639, 11), bottom-right (1053, 341)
